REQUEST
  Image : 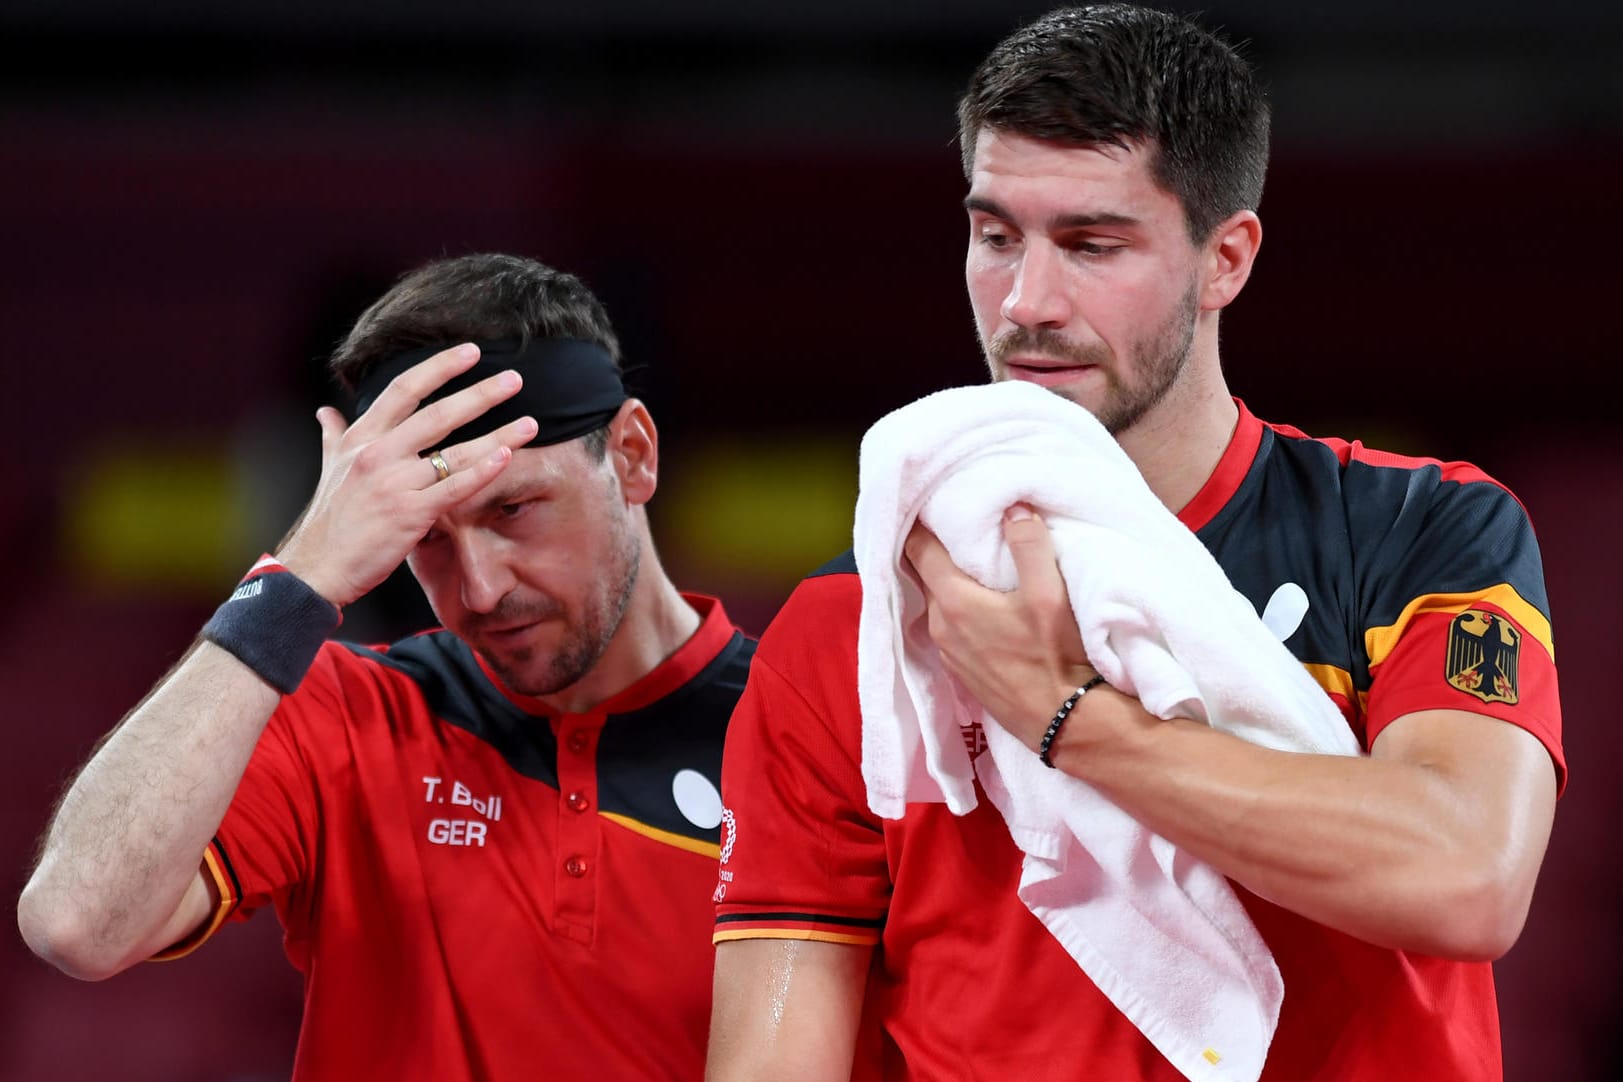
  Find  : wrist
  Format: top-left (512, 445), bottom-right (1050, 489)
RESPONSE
top-left (1038, 675), bottom-right (1108, 768)
top-left (201, 556), bottom-right (343, 695)
top-left (273, 540), bottom-right (349, 609)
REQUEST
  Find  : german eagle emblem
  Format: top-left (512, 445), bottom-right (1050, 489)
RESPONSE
top-left (1445, 609), bottom-right (1520, 705)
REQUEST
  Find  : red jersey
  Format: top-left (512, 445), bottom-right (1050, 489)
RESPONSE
top-left (715, 403), bottom-right (1563, 1081)
top-left (162, 594), bottom-right (753, 1082)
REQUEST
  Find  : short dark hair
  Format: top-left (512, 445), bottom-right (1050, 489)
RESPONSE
top-left (329, 253), bottom-right (622, 458)
top-left (957, 3), bottom-right (1270, 241)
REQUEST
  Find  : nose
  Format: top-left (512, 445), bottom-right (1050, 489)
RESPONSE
top-left (1000, 242), bottom-right (1072, 330)
top-left (453, 534), bottom-right (515, 615)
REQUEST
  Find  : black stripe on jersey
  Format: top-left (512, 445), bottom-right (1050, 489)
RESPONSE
top-left (714, 911), bottom-right (885, 928)
top-left (596, 632), bottom-right (755, 845)
top-left (1196, 424), bottom-right (1549, 694)
top-left (808, 550), bottom-right (857, 578)
top-left (344, 629), bottom-right (756, 847)
top-left (209, 836), bottom-right (245, 909)
top-left (344, 633), bottom-right (562, 788)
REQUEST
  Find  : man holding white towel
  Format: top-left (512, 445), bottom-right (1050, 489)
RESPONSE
top-left (707, 5), bottom-right (1562, 1081)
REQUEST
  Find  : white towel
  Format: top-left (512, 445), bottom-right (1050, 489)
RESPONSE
top-left (854, 381), bottom-right (1361, 1082)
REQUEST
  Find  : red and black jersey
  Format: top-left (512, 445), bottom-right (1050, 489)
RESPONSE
top-left (714, 401), bottom-right (1562, 1081)
top-left (161, 594), bottom-right (752, 1082)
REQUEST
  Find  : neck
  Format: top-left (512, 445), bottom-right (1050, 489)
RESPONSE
top-left (538, 531), bottom-right (701, 716)
top-left (1114, 322), bottom-right (1239, 513)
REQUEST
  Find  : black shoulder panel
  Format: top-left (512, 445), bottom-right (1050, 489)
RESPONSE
top-left (808, 549), bottom-right (857, 579)
top-left (1343, 459), bottom-right (1549, 630)
top-left (341, 632), bottom-right (560, 789)
top-left (596, 631), bottom-right (756, 845)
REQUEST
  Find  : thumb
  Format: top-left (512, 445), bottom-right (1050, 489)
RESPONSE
top-left (1003, 504), bottom-right (1061, 594)
top-left (314, 406), bottom-right (348, 454)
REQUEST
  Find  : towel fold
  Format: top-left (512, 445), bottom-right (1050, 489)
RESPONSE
top-left (854, 381), bottom-right (1361, 1082)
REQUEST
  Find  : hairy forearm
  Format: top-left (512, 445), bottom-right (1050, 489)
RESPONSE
top-left (1051, 698), bottom-right (1555, 959)
top-left (18, 641), bottom-right (281, 978)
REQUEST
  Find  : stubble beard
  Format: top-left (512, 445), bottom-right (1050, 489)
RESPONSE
top-left (986, 282), bottom-right (1200, 436)
top-left (486, 513), bottom-right (643, 698)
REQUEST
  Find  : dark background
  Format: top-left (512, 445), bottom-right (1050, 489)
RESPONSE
top-left (2, 1), bottom-right (1620, 1078)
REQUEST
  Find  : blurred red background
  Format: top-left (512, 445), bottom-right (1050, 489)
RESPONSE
top-left (3, 2), bottom-right (1620, 1078)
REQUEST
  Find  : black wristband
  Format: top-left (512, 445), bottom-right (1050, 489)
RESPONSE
top-left (1038, 674), bottom-right (1108, 768)
top-left (201, 556), bottom-right (342, 695)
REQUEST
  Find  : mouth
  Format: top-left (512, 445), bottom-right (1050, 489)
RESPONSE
top-left (1002, 358), bottom-right (1098, 388)
top-left (477, 618), bottom-right (551, 650)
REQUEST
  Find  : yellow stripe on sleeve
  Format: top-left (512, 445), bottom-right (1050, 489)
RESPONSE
top-left (1364, 584), bottom-right (1553, 671)
top-left (1301, 662), bottom-right (1355, 703)
top-left (712, 927), bottom-right (880, 947)
top-left (150, 846), bottom-right (236, 963)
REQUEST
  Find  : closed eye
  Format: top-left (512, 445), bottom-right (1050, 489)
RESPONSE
top-left (1061, 236), bottom-right (1123, 256)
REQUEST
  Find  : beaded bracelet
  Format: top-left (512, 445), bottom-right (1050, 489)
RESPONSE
top-left (201, 555), bottom-right (342, 695)
top-left (1037, 674), bottom-right (1108, 768)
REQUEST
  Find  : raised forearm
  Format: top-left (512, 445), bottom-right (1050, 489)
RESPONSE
top-left (18, 642), bottom-right (281, 978)
top-left (1050, 696), bottom-right (1556, 959)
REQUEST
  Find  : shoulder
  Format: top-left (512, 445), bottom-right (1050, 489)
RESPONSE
top-left (1264, 421), bottom-right (1526, 512)
top-left (756, 550), bottom-right (861, 662)
top-left (726, 551), bottom-right (864, 730)
top-left (1261, 424), bottom-right (1538, 552)
top-left (1259, 421), bottom-right (1550, 622)
top-left (291, 629), bottom-right (505, 731)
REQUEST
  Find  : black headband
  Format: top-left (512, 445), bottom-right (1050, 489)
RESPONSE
top-left (349, 337), bottom-right (628, 451)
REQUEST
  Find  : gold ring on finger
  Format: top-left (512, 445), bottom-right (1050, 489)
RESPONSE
top-left (428, 450), bottom-right (451, 482)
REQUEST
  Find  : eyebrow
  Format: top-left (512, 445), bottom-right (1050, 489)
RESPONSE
top-left (964, 195), bottom-right (1139, 231)
top-left (470, 475), bottom-right (549, 514)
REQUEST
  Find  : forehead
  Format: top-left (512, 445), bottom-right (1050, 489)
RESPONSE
top-left (508, 441), bottom-right (596, 483)
top-left (968, 129), bottom-right (1177, 221)
top-left (463, 441), bottom-right (597, 504)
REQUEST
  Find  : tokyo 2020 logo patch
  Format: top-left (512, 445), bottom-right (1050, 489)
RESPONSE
top-left (712, 807), bottom-right (738, 903)
top-left (719, 807), bottom-right (737, 864)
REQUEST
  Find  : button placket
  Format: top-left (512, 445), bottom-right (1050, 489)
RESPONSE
top-left (554, 713), bottom-right (603, 940)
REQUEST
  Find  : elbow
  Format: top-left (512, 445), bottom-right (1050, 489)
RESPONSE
top-left (1416, 858), bottom-right (1538, 963)
top-left (17, 881), bottom-right (131, 982)
top-left (1448, 891), bottom-right (1534, 963)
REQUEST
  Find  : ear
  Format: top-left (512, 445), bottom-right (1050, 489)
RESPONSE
top-left (605, 398), bottom-right (658, 506)
top-left (1198, 210), bottom-right (1262, 312)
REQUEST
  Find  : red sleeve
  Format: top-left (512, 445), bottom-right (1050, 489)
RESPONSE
top-left (1366, 600), bottom-right (1563, 789)
top-left (713, 573), bottom-right (890, 946)
top-left (1356, 468), bottom-right (1564, 792)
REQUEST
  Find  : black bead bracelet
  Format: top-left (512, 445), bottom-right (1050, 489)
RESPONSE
top-left (1037, 674), bottom-right (1108, 768)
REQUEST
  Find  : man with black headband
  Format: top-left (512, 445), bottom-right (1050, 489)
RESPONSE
top-left (21, 252), bottom-right (752, 1081)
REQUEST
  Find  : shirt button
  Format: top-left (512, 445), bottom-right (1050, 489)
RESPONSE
top-left (564, 855), bottom-right (589, 878)
top-left (567, 791), bottom-right (590, 813)
top-left (566, 730), bottom-right (590, 754)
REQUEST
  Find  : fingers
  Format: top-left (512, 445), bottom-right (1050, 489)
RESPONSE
top-left (423, 416), bottom-right (540, 491)
top-left (391, 367), bottom-right (525, 456)
top-left (432, 445), bottom-right (517, 507)
top-left (348, 343), bottom-right (484, 434)
top-left (902, 521), bottom-right (958, 592)
top-left (347, 342), bottom-right (529, 458)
